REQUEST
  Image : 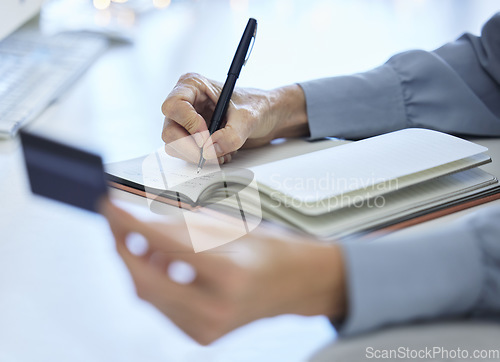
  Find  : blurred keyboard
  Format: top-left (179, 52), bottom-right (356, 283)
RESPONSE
top-left (0, 30), bottom-right (108, 138)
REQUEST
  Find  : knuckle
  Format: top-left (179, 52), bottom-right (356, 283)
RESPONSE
top-left (227, 130), bottom-right (244, 150)
top-left (161, 97), bottom-right (177, 117)
top-left (183, 114), bottom-right (200, 133)
top-left (179, 72), bottom-right (201, 83)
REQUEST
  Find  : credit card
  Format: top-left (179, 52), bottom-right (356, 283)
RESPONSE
top-left (20, 130), bottom-right (108, 212)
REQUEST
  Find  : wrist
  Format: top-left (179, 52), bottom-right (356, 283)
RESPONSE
top-left (268, 84), bottom-right (310, 139)
top-left (305, 243), bottom-right (347, 319)
top-left (281, 241), bottom-right (347, 319)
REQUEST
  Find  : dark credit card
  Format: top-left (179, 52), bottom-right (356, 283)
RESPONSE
top-left (20, 130), bottom-right (108, 212)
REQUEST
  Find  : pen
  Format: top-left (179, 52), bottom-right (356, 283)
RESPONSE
top-left (197, 18), bottom-right (258, 173)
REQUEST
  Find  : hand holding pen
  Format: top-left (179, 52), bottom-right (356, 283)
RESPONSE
top-left (195, 18), bottom-right (257, 172)
top-left (160, 19), bottom-right (309, 167)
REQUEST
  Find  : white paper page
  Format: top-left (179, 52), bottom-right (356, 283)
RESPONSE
top-left (106, 149), bottom-right (222, 201)
top-left (250, 129), bottom-right (488, 203)
top-left (230, 137), bottom-right (349, 168)
top-left (105, 137), bottom-right (346, 200)
top-left (143, 149), bottom-right (223, 200)
top-left (264, 168), bottom-right (496, 238)
top-left (258, 153), bottom-right (490, 216)
top-left (105, 156), bottom-right (145, 185)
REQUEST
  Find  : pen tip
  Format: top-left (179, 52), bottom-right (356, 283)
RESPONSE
top-left (197, 167), bottom-right (201, 174)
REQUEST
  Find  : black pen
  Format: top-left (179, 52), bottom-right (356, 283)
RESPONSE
top-left (197, 18), bottom-right (258, 173)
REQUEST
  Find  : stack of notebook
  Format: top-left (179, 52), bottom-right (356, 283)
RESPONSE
top-left (105, 128), bottom-right (499, 239)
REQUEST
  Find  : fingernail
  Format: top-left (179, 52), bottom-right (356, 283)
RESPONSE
top-left (126, 233), bottom-right (149, 256)
top-left (218, 156), bottom-right (224, 164)
top-left (193, 133), bottom-right (204, 148)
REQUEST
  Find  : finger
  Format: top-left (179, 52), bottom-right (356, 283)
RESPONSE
top-left (164, 143), bottom-right (191, 162)
top-left (104, 209), bottom-right (154, 263)
top-left (162, 85), bottom-right (209, 147)
top-left (217, 152), bottom-right (235, 165)
top-left (166, 147), bottom-right (218, 167)
top-left (223, 151), bottom-right (237, 164)
top-left (201, 142), bottom-right (240, 164)
top-left (203, 122), bottom-right (252, 159)
top-left (162, 96), bottom-right (208, 139)
top-left (163, 118), bottom-right (207, 162)
top-left (110, 214), bottom-right (199, 285)
top-left (164, 142), bottom-right (218, 166)
top-left (147, 250), bottom-right (197, 286)
top-left (115, 235), bottom-right (191, 302)
top-left (101, 200), bottom-right (223, 275)
top-left (165, 139), bottom-right (201, 164)
top-left (162, 118), bottom-right (189, 145)
top-left (148, 250), bottom-right (171, 271)
top-left (100, 198), bottom-right (139, 237)
top-left (101, 199), bottom-right (191, 254)
top-left (117, 242), bottom-right (224, 346)
top-left (109, 213), bottom-right (200, 286)
top-left (125, 232), bottom-right (150, 257)
top-left (162, 117), bottom-right (207, 151)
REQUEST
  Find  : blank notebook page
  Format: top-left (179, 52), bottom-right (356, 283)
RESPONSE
top-left (250, 128), bottom-right (488, 203)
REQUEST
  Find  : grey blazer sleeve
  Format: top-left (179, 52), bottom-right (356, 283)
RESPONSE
top-left (298, 13), bottom-right (500, 336)
top-left (299, 13), bottom-right (500, 140)
top-left (338, 205), bottom-right (500, 336)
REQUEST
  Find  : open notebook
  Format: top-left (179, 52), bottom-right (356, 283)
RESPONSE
top-left (106, 129), bottom-right (499, 238)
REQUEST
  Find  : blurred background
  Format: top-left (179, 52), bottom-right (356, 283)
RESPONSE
top-left (29, 0), bottom-right (500, 162)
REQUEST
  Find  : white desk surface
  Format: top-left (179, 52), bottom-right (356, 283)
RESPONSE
top-left (1, 1), bottom-right (499, 361)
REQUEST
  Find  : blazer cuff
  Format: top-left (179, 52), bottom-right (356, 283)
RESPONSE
top-left (336, 215), bottom-right (485, 336)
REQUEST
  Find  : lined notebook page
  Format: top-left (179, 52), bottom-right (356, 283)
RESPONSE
top-left (250, 128), bottom-right (488, 204)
